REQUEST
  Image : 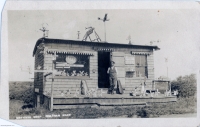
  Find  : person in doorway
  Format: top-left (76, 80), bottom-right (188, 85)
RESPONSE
top-left (107, 61), bottom-right (118, 94)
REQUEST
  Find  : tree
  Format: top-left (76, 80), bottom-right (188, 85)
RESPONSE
top-left (171, 74), bottom-right (196, 98)
top-left (171, 74), bottom-right (197, 107)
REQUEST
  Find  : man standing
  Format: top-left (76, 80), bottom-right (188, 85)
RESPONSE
top-left (107, 61), bottom-right (118, 94)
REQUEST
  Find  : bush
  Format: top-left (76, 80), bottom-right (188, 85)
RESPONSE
top-left (21, 87), bottom-right (34, 104)
top-left (171, 74), bottom-right (196, 98)
top-left (136, 107), bottom-right (150, 118)
top-left (9, 81), bottom-right (34, 101)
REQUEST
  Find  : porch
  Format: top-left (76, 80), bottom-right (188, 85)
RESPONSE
top-left (43, 93), bottom-right (177, 110)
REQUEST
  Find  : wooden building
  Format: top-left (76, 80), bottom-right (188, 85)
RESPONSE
top-left (33, 38), bottom-right (176, 110)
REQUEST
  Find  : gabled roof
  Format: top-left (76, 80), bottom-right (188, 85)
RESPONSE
top-left (33, 38), bottom-right (160, 56)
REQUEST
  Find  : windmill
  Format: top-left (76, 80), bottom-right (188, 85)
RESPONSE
top-left (98, 13), bottom-right (109, 42)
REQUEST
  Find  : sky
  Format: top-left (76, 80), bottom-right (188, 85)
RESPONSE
top-left (8, 9), bottom-right (200, 81)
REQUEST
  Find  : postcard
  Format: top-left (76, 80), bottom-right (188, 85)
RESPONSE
top-left (0, 1), bottom-right (200, 127)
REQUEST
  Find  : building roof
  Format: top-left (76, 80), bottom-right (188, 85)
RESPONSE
top-left (33, 38), bottom-right (160, 56)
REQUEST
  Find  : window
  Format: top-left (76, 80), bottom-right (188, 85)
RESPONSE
top-left (135, 55), bottom-right (148, 78)
top-left (126, 71), bottom-right (134, 78)
top-left (55, 54), bottom-right (90, 77)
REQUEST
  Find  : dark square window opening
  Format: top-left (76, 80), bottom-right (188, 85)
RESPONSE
top-left (126, 71), bottom-right (134, 78)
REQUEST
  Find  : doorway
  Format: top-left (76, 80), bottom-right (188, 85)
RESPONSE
top-left (98, 51), bottom-right (110, 88)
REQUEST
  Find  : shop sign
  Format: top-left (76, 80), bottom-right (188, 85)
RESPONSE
top-left (56, 62), bottom-right (84, 68)
top-left (65, 55), bottom-right (77, 64)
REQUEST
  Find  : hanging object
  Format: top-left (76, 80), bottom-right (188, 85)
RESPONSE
top-left (82, 27), bottom-right (101, 42)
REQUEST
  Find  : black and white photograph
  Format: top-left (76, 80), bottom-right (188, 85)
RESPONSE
top-left (0, 1), bottom-right (200, 127)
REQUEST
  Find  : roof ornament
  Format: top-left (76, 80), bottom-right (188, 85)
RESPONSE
top-left (82, 27), bottom-right (101, 42)
top-left (98, 13), bottom-right (109, 42)
top-left (40, 23), bottom-right (49, 38)
top-left (77, 31), bottom-right (81, 39)
top-left (127, 35), bottom-right (132, 45)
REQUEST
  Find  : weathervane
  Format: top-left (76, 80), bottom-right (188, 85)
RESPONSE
top-left (98, 13), bottom-right (109, 42)
top-left (40, 23), bottom-right (49, 38)
top-left (82, 27), bottom-right (101, 42)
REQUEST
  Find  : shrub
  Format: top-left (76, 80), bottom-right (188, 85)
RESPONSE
top-left (171, 74), bottom-right (196, 98)
top-left (137, 108), bottom-right (150, 118)
top-left (21, 87), bottom-right (34, 104)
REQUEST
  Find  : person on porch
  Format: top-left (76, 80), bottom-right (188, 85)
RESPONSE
top-left (107, 61), bottom-right (118, 94)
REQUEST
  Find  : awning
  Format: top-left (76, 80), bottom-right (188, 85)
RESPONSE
top-left (46, 49), bottom-right (94, 55)
top-left (93, 47), bottom-right (114, 51)
top-left (131, 51), bottom-right (151, 55)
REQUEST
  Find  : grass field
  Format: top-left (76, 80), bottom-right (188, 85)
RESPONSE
top-left (9, 81), bottom-right (197, 119)
top-left (9, 97), bottom-right (197, 119)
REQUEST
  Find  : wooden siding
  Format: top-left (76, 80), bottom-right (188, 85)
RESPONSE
top-left (43, 47), bottom-right (98, 95)
top-left (34, 42), bottom-right (156, 97)
top-left (122, 52), bottom-right (154, 94)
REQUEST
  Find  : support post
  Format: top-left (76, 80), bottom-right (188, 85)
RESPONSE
top-left (167, 66), bottom-right (168, 77)
top-left (50, 60), bottom-right (55, 111)
top-left (37, 95), bottom-right (40, 108)
top-left (169, 81), bottom-right (171, 96)
top-left (152, 81), bottom-right (155, 90)
top-left (104, 22), bottom-right (106, 42)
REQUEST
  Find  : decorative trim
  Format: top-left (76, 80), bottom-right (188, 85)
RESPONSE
top-left (93, 47), bottom-right (114, 52)
top-left (46, 49), bottom-right (94, 55)
top-left (131, 51), bottom-right (151, 55)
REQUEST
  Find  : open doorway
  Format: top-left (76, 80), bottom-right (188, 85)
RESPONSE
top-left (98, 51), bottom-right (110, 88)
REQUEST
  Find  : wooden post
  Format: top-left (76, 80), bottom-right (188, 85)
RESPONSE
top-left (50, 60), bottom-right (55, 111)
top-left (37, 95), bottom-right (40, 108)
top-left (169, 81), bottom-right (171, 96)
top-left (152, 81), bottom-right (154, 90)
